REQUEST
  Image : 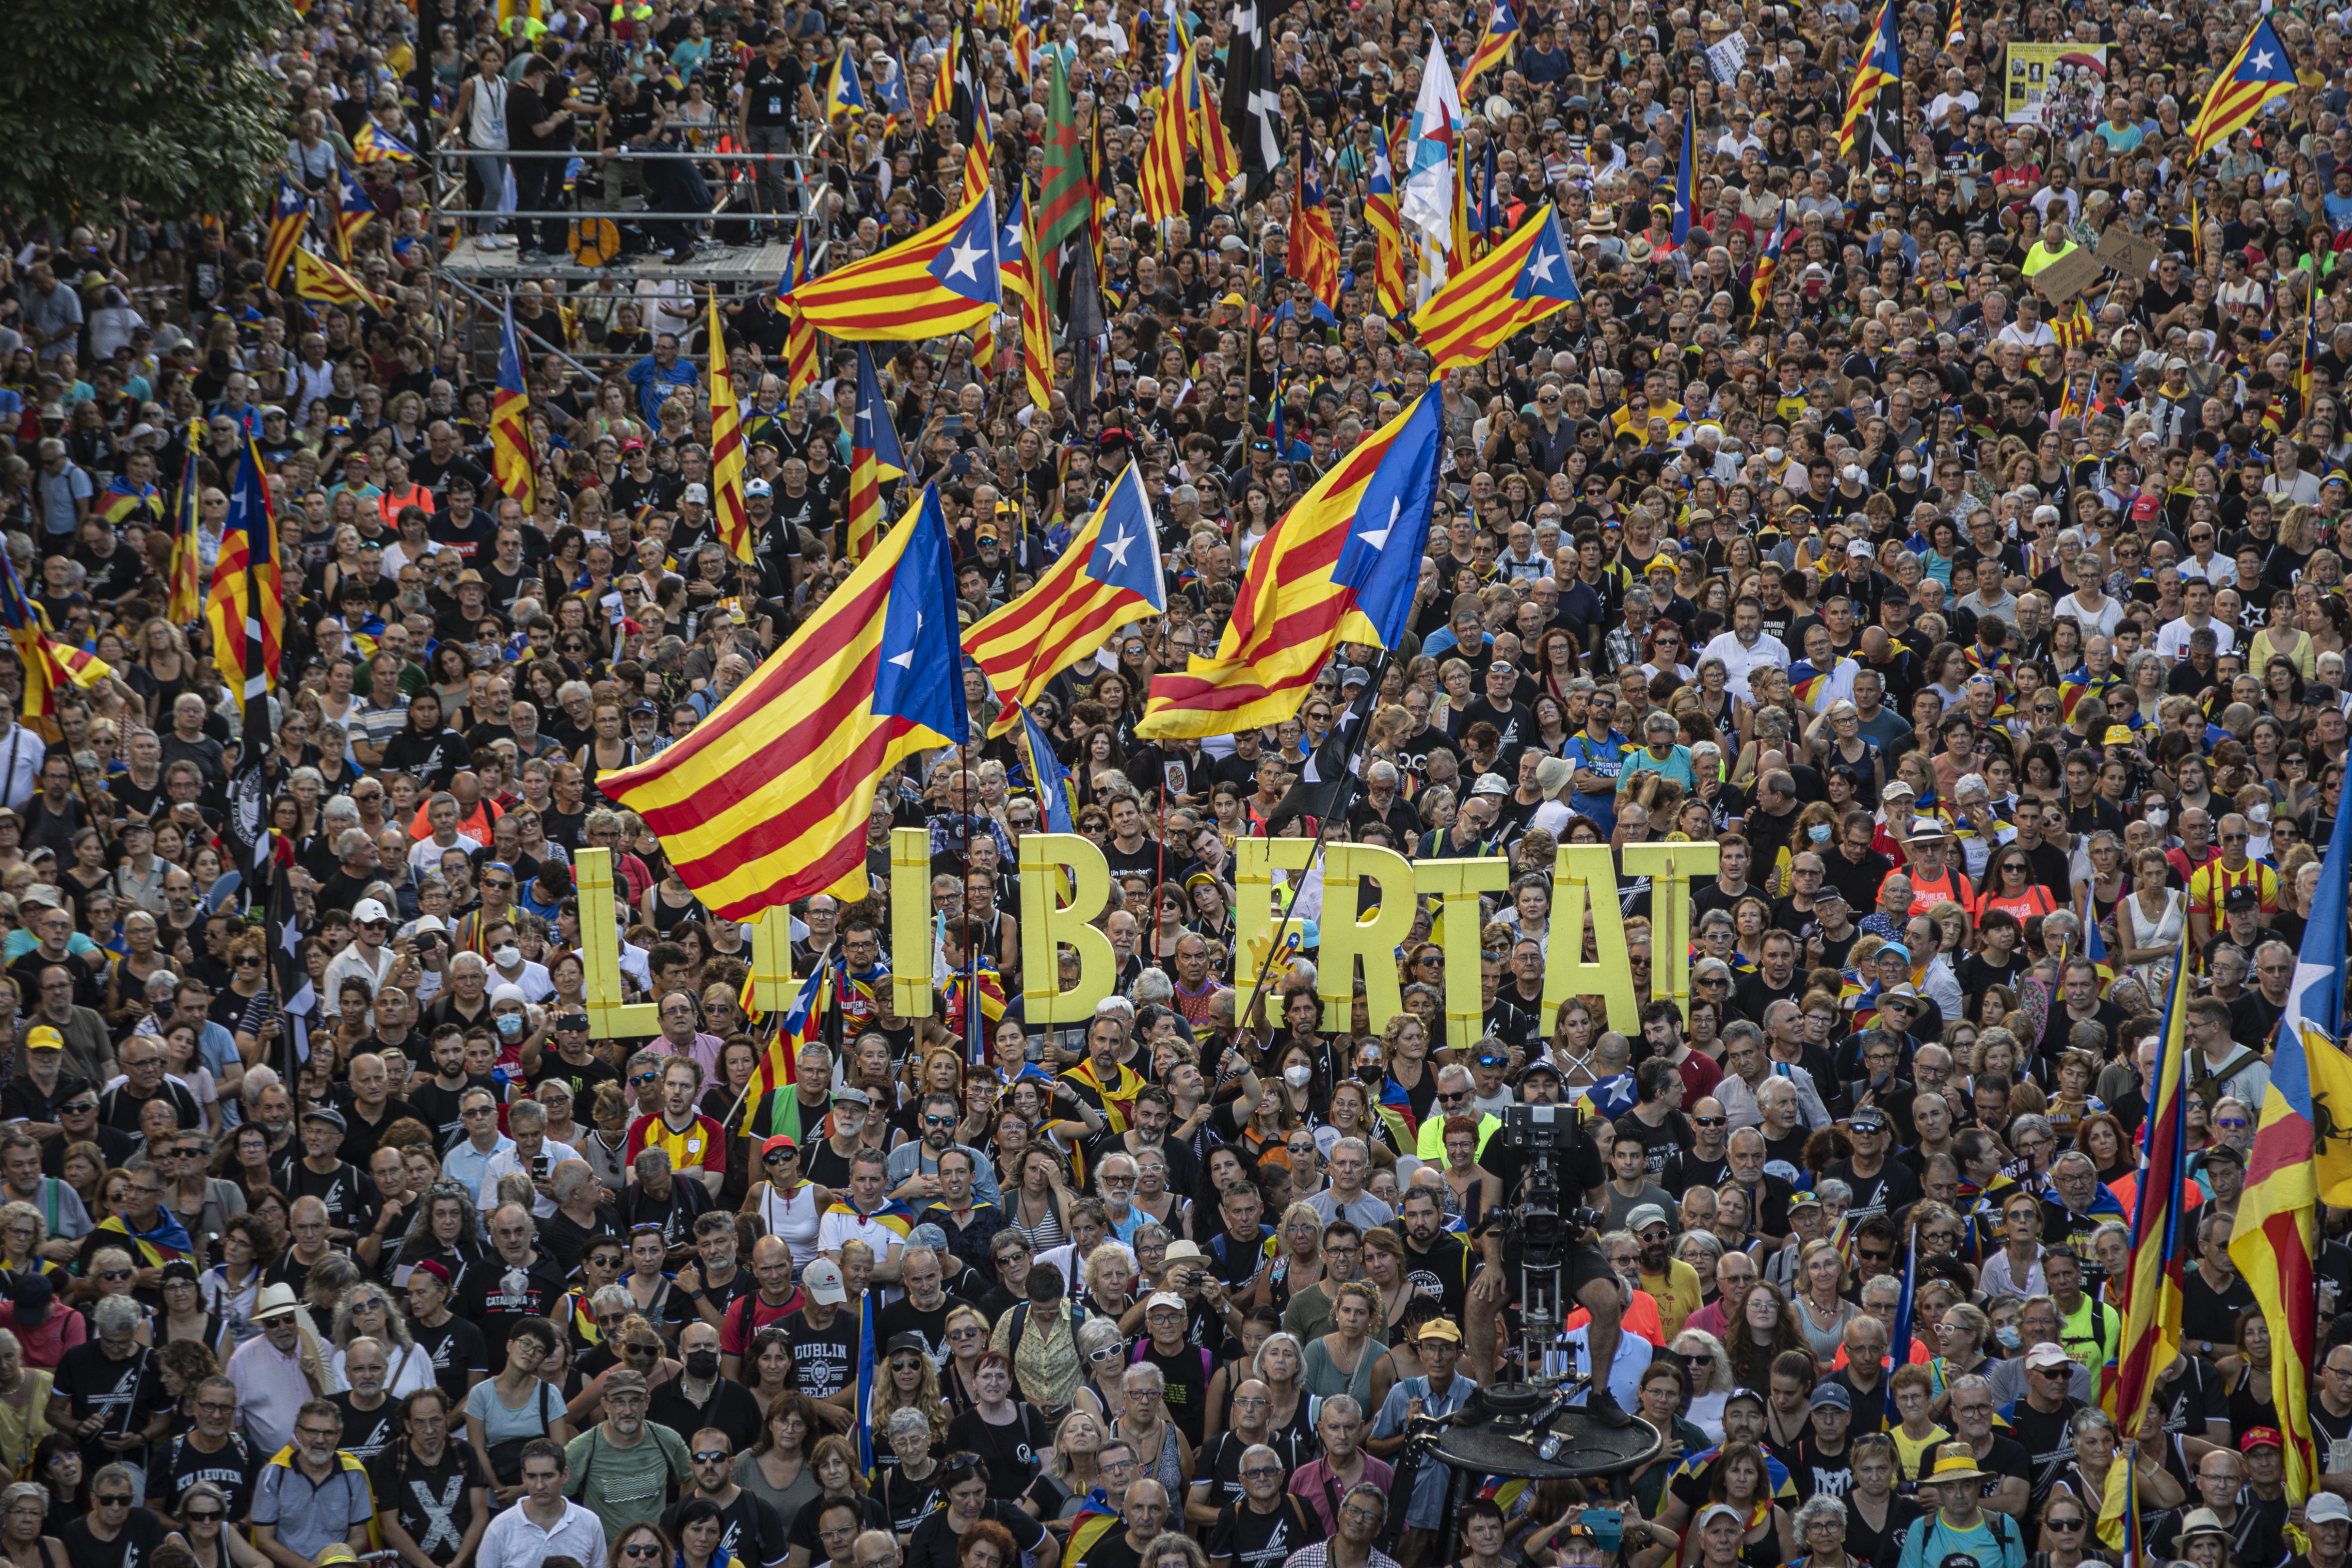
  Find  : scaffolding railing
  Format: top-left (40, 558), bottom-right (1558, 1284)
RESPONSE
top-left (420, 130), bottom-right (834, 378)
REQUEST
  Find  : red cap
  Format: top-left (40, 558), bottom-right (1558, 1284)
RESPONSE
top-left (2243, 1428), bottom-right (2285, 1451)
top-left (411, 1260), bottom-right (452, 1286)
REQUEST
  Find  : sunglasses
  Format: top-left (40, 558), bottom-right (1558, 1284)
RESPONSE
top-left (623, 1547), bottom-right (665, 1560)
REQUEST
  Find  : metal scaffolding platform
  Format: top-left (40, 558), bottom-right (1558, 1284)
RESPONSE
top-left (441, 234), bottom-right (803, 286)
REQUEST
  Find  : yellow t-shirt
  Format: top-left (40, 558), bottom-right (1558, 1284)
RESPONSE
top-left (1641, 1259), bottom-right (1704, 1340)
top-left (1892, 1422), bottom-right (1953, 1487)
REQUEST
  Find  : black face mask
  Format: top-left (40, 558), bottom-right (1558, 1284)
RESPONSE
top-left (684, 1350), bottom-right (721, 1378)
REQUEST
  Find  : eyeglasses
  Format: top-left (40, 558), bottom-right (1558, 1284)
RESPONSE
top-left (692, 1450), bottom-right (730, 1462)
top-left (99, 1270), bottom-right (132, 1282)
top-left (622, 1547), bottom-right (665, 1560)
top-left (889, 1356), bottom-right (924, 1371)
top-left (1693, 1116), bottom-right (1727, 1128)
top-left (922, 1116), bottom-right (955, 1128)
top-left (187, 1512), bottom-right (224, 1523)
top-left (1241, 1466), bottom-right (1283, 1479)
top-left (631, 1072), bottom-right (660, 1085)
top-left (2047, 1520), bottom-right (2086, 1533)
top-left (96, 1496), bottom-right (131, 1507)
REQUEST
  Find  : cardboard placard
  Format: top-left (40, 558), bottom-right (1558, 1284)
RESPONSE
top-left (2095, 225), bottom-right (2161, 276)
top-left (2030, 245), bottom-right (2104, 306)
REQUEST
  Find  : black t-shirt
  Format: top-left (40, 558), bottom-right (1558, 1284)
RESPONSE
top-left (539, 1203), bottom-right (622, 1279)
top-left (906, 1503), bottom-right (1046, 1568)
top-left (1821, 1158), bottom-right (1922, 1220)
top-left (147, 1431), bottom-right (259, 1520)
top-left (59, 1508), bottom-right (169, 1568)
top-left (665, 1488), bottom-right (788, 1568)
top-left (368, 1442), bottom-right (488, 1568)
top-left (331, 1391), bottom-right (402, 1463)
top-left (1793, 1435), bottom-right (1853, 1499)
top-left (944, 1402), bottom-right (1049, 1500)
top-left (779, 1308), bottom-right (860, 1400)
top-left (872, 1467), bottom-right (946, 1540)
top-left (2182, 1267), bottom-right (2257, 1349)
top-left (739, 57), bottom-right (807, 128)
top-left (784, 1495), bottom-right (887, 1562)
top-left (2003, 1398), bottom-right (2082, 1509)
top-left (1208, 1496), bottom-right (1318, 1568)
top-left (273, 1157), bottom-right (382, 1237)
top-left (410, 1313), bottom-right (491, 1403)
top-left (531, 1053), bottom-right (623, 1107)
top-left (876, 1294), bottom-right (974, 1370)
top-left (52, 1342), bottom-right (170, 1465)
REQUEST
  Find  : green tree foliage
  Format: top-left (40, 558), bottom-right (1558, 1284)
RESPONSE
top-left (0, 0), bottom-right (302, 225)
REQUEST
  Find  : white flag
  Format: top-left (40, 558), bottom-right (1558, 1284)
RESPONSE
top-left (1401, 34), bottom-right (1461, 240)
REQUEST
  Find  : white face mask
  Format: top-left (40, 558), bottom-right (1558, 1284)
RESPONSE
top-left (1283, 1064), bottom-right (1313, 1089)
top-left (1764, 447), bottom-right (1784, 464)
top-left (495, 945), bottom-right (522, 968)
top-left (1898, 465), bottom-right (1918, 482)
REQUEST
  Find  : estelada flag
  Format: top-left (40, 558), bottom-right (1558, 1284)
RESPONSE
top-left (964, 461), bottom-right (1165, 733)
top-left (1138, 392), bottom-right (1445, 738)
top-left (792, 185), bottom-right (1001, 341)
top-left (1411, 204), bottom-right (1580, 373)
top-left (598, 485), bottom-right (968, 917)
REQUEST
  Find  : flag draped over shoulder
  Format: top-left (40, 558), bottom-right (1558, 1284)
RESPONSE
top-left (598, 486), bottom-right (969, 918)
top-left (2232, 791), bottom-right (2352, 1506)
top-left (964, 461), bottom-right (1165, 731)
top-left (2110, 928), bottom-right (2196, 1434)
top-left (792, 187), bottom-right (1002, 341)
top-left (2188, 16), bottom-right (2299, 160)
top-left (1138, 392), bottom-right (1444, 738)
top-left (1411, 204), bottom-right (1580, 372)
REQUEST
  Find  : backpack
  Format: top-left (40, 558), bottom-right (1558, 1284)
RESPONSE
top-left (1903, 1506), bottom-right (2016, 1568)
top-left (1007, 1298), bottom-right (1085, 1357)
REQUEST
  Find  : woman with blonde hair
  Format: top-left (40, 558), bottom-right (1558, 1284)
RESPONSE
top-left (869, 1331), bottom-right (950, 1477)
top-left (1024, 1407), bottom-right (1107, 1521)
top-left (1791, 1240), bottom-right (1857, 1362)
top-left (1302, 1280), bottom-right (1387, 1411)
top-left (1671, 1329), bottom-right (1735, 1440)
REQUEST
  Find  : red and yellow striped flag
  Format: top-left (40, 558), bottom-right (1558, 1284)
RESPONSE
top-left (1010, 179), bottom-right (1054, 416)
top-left (599, 487), bottom-right (968, 917)
top-left (2107, 928), bottom-right (2194, 1435)
top-left (1410, 204), bottom-right (1580, 372)
top-left (792, 185), bottom-right (1002, 342)
top-left (1138, 393), bottom-right (1445, 738)
top-left (1141, 12), bottom-right (1193, 224)
top-left (492, 300), bottom-right (537, 515)
top-left (964, 462), bottom-right (1166, 733)
top-left (2187, 16), bottom-right (2300, 160)
top-left (706, 291), bottom-right (755, 566)
top-left (1840, 0), bottom-right (1901, 159)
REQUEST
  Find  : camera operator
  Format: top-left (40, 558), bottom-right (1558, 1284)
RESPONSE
top-left (1462, 1101), bottom-right (1628, 1407)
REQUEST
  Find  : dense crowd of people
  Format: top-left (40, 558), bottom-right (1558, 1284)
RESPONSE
top-left (7, 1), bottom-right (2352, 1568)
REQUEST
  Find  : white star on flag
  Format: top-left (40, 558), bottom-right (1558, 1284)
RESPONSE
top-left (889, 610), bottom-right (924, 669)
top-left (1528, 250), bottom-right (1557, 283)
top-left (1102, 526), bottom-right (1134, 568)
top-left (945, 239), bottom-right (987, 279)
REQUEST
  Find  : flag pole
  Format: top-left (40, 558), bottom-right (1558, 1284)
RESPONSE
top-left (1232, 647), bottom-right (1392, 1041)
